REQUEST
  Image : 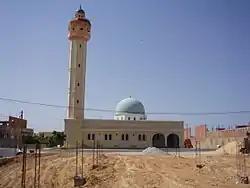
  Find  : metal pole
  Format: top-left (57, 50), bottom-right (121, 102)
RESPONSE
top-left (96, 140), bottom-right (99, 166)
top-left (81, 140), bottom-right (84, 178)
top-left (199, 141), bottom-right (201, 165)
top-left (38, 144), bottom-right (41, 188)
top-left (75, 141), bottom-right (78, 177)
top-left (92, 139), bottom-right (95, 168)
top-left (21, 144), bottom-right (27, 188)
top-left (195, 141), bottom-right (197, 165)
top-left (34, 144), bottom-right (38, 188)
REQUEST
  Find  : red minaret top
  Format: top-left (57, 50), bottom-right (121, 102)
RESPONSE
top-left (68, 5), bottom-right (91, 41)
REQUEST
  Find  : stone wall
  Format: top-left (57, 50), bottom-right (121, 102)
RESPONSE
top-left (192, 124), bottom-right (249, 149)
top-left (199, 134), bottom-right (245, 149)
top-left (0, 138), bottom-right (17, 148)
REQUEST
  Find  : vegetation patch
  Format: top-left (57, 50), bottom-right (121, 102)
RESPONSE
top-left (23, 131), bottom-right (66, 147)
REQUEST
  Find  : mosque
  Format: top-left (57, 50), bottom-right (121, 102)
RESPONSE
top-left (64, 6), bottom-right (184, 149)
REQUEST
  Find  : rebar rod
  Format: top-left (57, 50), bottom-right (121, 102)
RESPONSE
top-left (21, 145), bottom-right (27, 188)
top-left (81, 140), bottom-right (84, 177)
top-left (38, 144), bottom-right (41, 188)
top-left (92, 139), bottom-right (95, 168)
top-left (34, 145), bottom-right (38, 188)
top-left (75, 141), bottom-right (78, 176)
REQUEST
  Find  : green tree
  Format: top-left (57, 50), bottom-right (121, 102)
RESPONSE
top-left (22, 135), bottom-right (49, 145)
top-left (47, 131), bottom-right (66, 147)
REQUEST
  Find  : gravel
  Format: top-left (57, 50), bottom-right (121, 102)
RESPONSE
top-left (142, 147), bottom-right (167, 155)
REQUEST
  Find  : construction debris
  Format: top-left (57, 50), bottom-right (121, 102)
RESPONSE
top-left (195, 141), bottom-right (205, 169)
top-left (236, 142), bottom-right (249, 184)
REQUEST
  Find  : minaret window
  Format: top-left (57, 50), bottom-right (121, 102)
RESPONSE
top-left (80, 28), bottom-right (83, 30)
top-left (125, 134), bottom-right (129, 140)
top-left (80, 44), bottom-right (81, 48)
top-left (87, 134), bottom-right (91, 140)
top-left (78, 64), bottom-right (80, 67)
top-left (77, 83), bottom-right (80, 86)
top-left (77, 100), bottom-right (79, 104)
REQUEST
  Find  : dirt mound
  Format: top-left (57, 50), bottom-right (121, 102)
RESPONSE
top-left (0, 157), bottom-right (15, 167)
top-left (1, 153), bottom-right (248, 187)
top-left (215, 141), bottom-right (238, 154)
top-left (98, 154), bottom-right (108, 160)
top-left (84, 155), bottom-right (117, 188)
top-left (142, 147), bottom-right (166, 154)
top-left (0, 153), bottom-right (58, 168)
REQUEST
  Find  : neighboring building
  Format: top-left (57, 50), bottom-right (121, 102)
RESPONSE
top-left (184, 127), bottom-right (191, 139)
top-left (191, 123), bottom-right (250, 149)
top-left (64, 6), bottom-right (185, 149)
top-left (195, 124), bottom-right (207, 141)
top-left (0, 116), bottom-right (34, 148)
top-left (38, 132), bottom-right (54, 138)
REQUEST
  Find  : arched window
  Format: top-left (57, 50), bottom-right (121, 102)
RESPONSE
top-left (92, 134), bottom-right (95, 140)
top-left (104, 134), bottom-right (108, 140)
top-left (134, 117), bottom-right (136, 120)
top-left (156, 134), bottom-right (159, 140)
top-left (138, 134), bottom-right (141, 141)
top-left (109, 134), bottom-right (112, 140)
top-left (121, 134), bottom-right (125, 140)
top-left (142, 134), bottom-right (146, 141)
top-left (87, 134), bottom-right (91, 140)
top-left (125, 134), bottom-right (129, 141)
top-left (128, 117), bottom-right (130, 120)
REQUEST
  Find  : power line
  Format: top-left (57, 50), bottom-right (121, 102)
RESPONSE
top-left (0, 96), bottom-right (250, 116)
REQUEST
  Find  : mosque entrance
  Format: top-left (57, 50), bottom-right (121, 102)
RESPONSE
top-left (152, 133), bottom-right (165, 148)
top-left (167, 134), bottom-right (180, 148)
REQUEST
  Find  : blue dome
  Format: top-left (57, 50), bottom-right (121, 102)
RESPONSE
top-left (116, 97), bottom-right (145, 115)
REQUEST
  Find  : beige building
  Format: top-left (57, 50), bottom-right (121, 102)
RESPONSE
top-left (64, 6), bottom-right (184, 149)
top-left (38, 132), bottom-right (54, 138)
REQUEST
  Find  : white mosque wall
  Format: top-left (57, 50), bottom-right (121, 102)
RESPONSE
top-left (114, 114), bottom-right (147, 121)
top-left (82, 130), bottom-right (184, 149)
top-left (65, 118), bottom-right (184, 148)
top-left (80, 119), bottom-right (184, 148)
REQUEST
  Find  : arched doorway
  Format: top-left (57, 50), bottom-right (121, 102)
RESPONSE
top-left (167, 134), bottom-right (179, 148)
top-left (152, 133), bottom-right (165, 148)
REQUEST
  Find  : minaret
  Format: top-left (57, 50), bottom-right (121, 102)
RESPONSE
top-left (67, 5), bottom-right (91, 120)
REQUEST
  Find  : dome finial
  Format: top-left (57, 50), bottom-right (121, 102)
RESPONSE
top-left (75, 4), bottom-right (85, 18)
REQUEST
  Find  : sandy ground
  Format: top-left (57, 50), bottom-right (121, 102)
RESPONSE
top-left (0, 152), bottom-right (249, 188)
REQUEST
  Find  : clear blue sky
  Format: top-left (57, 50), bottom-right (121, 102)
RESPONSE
top-left (0, 0), bottom-right (250, 132)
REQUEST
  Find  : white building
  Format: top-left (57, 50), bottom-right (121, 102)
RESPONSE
top-left (64, 6), bottom-right (184, 149)
top-left (114, 97), bottom-right (147, 121)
